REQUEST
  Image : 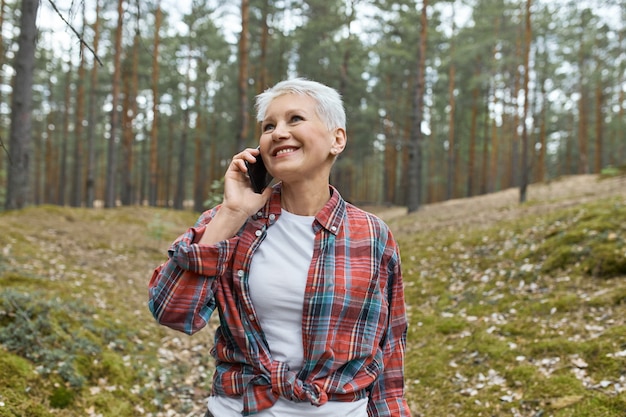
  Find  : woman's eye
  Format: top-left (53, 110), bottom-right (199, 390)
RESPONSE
top-left (291, 115), bottom-right (303, 122)
top-left (262, 124), bottom-right (274, 132)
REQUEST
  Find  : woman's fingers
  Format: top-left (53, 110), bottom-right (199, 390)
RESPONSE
top-left (230, 147), bottom-right (260, 173)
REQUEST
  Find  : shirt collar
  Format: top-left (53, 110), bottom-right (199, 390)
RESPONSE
top-left (314, 185), bottom-right (344, 235)
top-left (256, 183), bottom-right (345, 235)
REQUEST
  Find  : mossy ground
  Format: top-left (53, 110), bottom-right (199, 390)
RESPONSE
top-left (0, 206), bottom-right (209, 416)
top-left (386, 176), bottom-right (626, 417)
top-left (0, 174), bottom-right (624, 416)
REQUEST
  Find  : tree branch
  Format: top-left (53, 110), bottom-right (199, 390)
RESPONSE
top-left (47, 0), bottom-right (103, 66)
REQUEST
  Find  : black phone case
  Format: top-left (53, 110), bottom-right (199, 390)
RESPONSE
top-left (245, 154), bottom-right (272, 193)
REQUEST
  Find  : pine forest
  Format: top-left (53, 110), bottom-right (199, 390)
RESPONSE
top-left (0, 0), bottom-right (624, 213)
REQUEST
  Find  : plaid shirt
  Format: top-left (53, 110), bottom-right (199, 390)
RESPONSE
top-left (149, 185), bottom-right (410, 416)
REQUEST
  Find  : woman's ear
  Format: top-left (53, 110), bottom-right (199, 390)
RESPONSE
top-left (331, 127), bottom-right (347, 155)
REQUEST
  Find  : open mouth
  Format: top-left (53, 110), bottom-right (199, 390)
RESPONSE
top-left (274, 147), bottom-right (298, 156)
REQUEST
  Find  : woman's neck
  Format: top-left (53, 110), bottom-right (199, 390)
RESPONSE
top-left (280, 182), bottom-right (331, 216)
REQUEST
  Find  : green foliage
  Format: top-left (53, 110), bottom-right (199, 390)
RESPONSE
top-left (600, 165), bottom-right (626, 178)
top-left (0, 290), bottom-right (120, 389)
top-left (0, 350), bottom-right (56, 416)
top-left (49, 386), bottom-right (75, 408)
top-left (203, 178), bottom-right (225, 209)
top-left (0, 286), bottom-right (162, 415)
top-left (525, 200), bottom-right (626, 278)
top-left (435, 316), bottom-right (467, 335)
top-left (538, 373), bottom-right (587, 398)
top-left (148, 213), bottom-right (168, 241)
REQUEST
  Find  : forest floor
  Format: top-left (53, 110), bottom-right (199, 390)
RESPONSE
top-left (371, 174), bottom-right (626, 233)
top-left (0, 173), bottom-right (625, 416)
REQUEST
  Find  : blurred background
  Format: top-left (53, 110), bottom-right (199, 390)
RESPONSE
top-left (1, 0), bottom-right (624, 212)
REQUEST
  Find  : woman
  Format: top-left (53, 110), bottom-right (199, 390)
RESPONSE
top-left (148, 78), bottom-right (410, 417)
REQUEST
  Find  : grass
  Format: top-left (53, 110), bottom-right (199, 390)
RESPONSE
top-left (0, 179), bottom-right (624, 416)
top-left (396, 193), bottom-right (626, 416)
top-left (0, 206), bottom-right (203, 417)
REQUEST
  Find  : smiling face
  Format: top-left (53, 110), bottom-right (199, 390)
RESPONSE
top-left (259, 93), bottom-right (346, 186)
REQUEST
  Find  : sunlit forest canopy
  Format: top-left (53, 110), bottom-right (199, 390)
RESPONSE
top-left (0, 0), bottom-right (624, 211)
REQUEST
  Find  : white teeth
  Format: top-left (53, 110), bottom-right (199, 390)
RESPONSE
top-left (276, 148), bottom-right (295, 155)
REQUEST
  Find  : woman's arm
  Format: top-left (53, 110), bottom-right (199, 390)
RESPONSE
top-left (148, 148), bottom-right (272, 335)
top-left (148, 210), bottom-right (239, 335)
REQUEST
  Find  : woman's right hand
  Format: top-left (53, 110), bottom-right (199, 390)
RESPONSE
top-left (221, 147), bottom-right (273, 218)
top-left (198, 148), bottom-right (272, 246)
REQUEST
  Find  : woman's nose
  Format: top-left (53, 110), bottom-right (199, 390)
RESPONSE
top-left (271, 122), bottom-right (289, 140)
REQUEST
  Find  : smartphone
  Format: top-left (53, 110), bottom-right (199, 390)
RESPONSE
top-left (245, 147), bottom-right (273, 193)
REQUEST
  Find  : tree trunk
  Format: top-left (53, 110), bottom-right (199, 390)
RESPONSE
top-left (193, 113), bottom-right (206, 213)
top-left (0, 0), bottom-right (6, 186)
top-left (105, 0), bottom-right (124, 208)
top-left (519, 0), bottom-right (532, 203)
top-left (149, 2), bottom-right (162, 206)
top-left (593, 83), bottom-right (603, 173)
top-left (174, 112), bottom-right (188, 210)
top-left (339, 0), bottom-right (356, 94)
top-left (564, 113), bottom-right (574, 175)
top-left (236, 0), bottom-right (250, 152)
top-left (5, 0), bottom-right (39, 210)
top-left (577, 43), bottom-right (588, 174)
top-left (509, 30), bottom-right (522, 189)
top-left (486, 13), bottom-right (500, 194)
top-left (537, 78), bottom-right (547, 182)
top-left (617, 24), bottom-right (625, 166)
top-left (131, 8), bottom-right (139, 203)
top-left (618, 48), bottom-right (625, 166)
top-left (121, 27), bottom-right (139, 206)
top-left (71, 3), bottom-right (86, 207)
top-left (446, 14), bottom-right (456, 201)
top-left (383, 79), bottom-right (398, 204)
top-left (0, 0), bottom-right (5, 69)
top-left (502, 110), bottom-right (512, 187)
top-left (175, 37), bottom-right (193, 211)
top-left (480, 99), bottom-right (490, 195)
top-left (489, 100), bottom-right (499, 193)
top-left (407, 0), bottom-right (427, 213)
top-left (139, 125), bottom-right (148, 205)
top-left (254, 0), bottom-right (270, 140)
top-left (44, 81), bottom-right (57, 204)
top-left (164, 120), bottom-right (174, 207)
top-left (210, 114), bottom-right (219, 184)
top-left (33, 124), bottom-right (41, 204)
top-left (58, 59), bottom-right (72, 206)
top-left (121, 65), bottom-right (133, 205)
top-left (85, 0), bottom-right (101, 208)
top-left (467, 69), bottom-right (479, 198)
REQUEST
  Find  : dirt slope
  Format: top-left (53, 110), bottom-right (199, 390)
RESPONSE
top-left (375, 174), bottom-right (626, 235)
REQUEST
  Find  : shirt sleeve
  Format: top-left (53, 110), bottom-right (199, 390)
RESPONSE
top-left (147, 209), bottom-right (238, 335)
top-left (367, 232), bottom-right (411, 417)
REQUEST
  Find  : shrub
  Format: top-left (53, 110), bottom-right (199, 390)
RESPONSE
top-left (0, 289), bottom-right (127, 389)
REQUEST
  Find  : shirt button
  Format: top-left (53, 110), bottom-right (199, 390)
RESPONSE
top-left (249, 314), bottom-right (255, 321)
top-left (255, 230), bottom-right (262, 237)
top-left (257, 211), bottom-right (263, 217)
top-left (269, 214), bottom-right (276, 221)
top-left (237, 270), bottom-right (244, 277)
top-left (331, 226), bottom-right (337, 232)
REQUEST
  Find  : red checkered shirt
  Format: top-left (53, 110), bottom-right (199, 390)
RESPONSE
top-left (149, 185), bottom-right (410, 416)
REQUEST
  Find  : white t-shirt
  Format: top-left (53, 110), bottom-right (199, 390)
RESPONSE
top-left (208, 209), bottom-right (368, 416)
top-left (248, 208), bottom-right (314, 372)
